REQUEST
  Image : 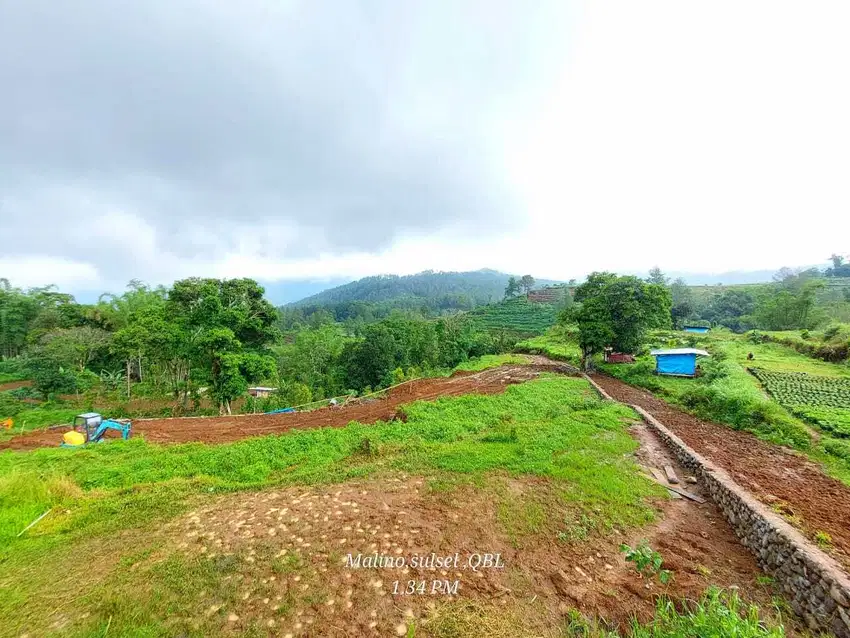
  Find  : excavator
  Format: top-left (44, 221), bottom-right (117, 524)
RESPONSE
top-left (61, 412), bottom-right (132, 447)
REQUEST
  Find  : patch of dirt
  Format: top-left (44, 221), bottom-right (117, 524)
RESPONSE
top-left (0, 379), bottom-right (32, 392)
top-left (0, 363), bottom-right (574, 451)
top-left (152, 470), bottom-right (789, 637)
top-left (591, 372), bottom-right (850, 574)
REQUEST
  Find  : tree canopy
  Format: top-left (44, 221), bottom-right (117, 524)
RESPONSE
top-left (566, 273), bottom-right (671, 369)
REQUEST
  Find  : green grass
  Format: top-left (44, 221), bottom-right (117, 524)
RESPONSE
top-left (627, 587), bottom-right (785, 637)
top-left (515, 327), bottom-right (581, 364)
top-left (452, 353), bottom-right (531, 372)
top-left (723, 337), bottom-right (850, 377)
top-left (0, 375), bottom-right (665, 636)
top-left (428, 587), bottom-right (786, 638)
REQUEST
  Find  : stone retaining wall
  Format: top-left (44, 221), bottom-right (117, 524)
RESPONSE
top-left (583, 375), bottom-right (850, 637)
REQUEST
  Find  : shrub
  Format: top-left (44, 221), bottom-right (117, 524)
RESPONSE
top-left (823, 438), bottom-right (850, 460)
top-left (0, 392), bottom-right (25, 418)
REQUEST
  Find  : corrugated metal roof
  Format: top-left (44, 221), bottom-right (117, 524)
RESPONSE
top-left (650, 348), bottom-right (710, 356)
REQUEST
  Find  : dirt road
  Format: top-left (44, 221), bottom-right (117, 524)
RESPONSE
top-left (591, 372), bottom-right (850, 574)
top-left (1, 362), bottom-right (574, 451)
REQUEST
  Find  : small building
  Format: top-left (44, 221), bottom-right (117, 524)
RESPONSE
top-left (248, 386), bottom-right (277, 398)
top-left (603, 348), bottom-right (635, 364)
top-left (683, 325), bottom-right (710, 334)
top-left (650, 348), bottom-right (709, 377)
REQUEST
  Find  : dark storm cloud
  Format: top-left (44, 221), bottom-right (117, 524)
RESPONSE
top-left (0, 0), bottom-right (542, 281)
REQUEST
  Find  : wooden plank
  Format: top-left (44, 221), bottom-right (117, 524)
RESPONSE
top-left (664, 465), bottom-right (680, 484)
top-left (650, 467), bottom-right (667, 483)
top-left (667, 485), bottom-right (706, 504)
top-left (644, 475), bottom-right (707, 504)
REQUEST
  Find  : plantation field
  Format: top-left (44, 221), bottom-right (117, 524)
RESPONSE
top-left (467, 297), bottom-right (559, 335)
top-left (749, 368), bottom-right (850, 410)
top-left (0, 374), bottom-right (789, 637)
top-left (749, 368), bottom-right (850, 438)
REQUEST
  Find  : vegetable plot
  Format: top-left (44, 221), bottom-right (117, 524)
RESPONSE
top-left (749, 368), bottom-right (850, 409)
top-left (749, 368), bottom-right (850, 438)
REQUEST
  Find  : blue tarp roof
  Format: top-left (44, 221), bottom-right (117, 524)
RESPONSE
top-left (650, 348), bottom-right (709, 356)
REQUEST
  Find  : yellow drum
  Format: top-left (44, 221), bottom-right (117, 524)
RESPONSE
top-left (63, 431), bottom-right (86, 446)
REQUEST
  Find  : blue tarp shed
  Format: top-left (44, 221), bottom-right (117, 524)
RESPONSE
top-left (683, 326), bottom-right (709, 334)
top-left (650, 348), bottom-right (709, 377)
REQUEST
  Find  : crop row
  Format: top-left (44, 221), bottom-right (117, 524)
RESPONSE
top-left (749, 368), bottom-right (850, 410)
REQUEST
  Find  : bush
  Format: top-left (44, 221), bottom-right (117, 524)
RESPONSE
top-left (0, 392), bottom-right (25, 418)
top-left (75, 369), bottom-right (100, 392)
top-left (0, 358), bottom-right (27, 383)
top-left (823, 438), bottom-right (850, 461)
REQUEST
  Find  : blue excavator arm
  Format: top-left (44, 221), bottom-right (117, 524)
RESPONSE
top-left (89, 419), bottom-right (132, 443)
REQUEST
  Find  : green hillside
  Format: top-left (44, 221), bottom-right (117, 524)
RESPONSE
top-left (467, 297), bottom-right (560, 335)
top-left (288, 270), bottom-right (560, 310)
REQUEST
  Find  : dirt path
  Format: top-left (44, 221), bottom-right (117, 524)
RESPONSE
top-left (591, 373), bottom-right (850, 574)
top-left (0, 363), bottom-right (574, 451)
top-left (0, 380), bottom-right (32, 392)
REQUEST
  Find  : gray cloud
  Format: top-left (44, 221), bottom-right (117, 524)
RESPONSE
top-left (0, 0), bottom-right (556, 285)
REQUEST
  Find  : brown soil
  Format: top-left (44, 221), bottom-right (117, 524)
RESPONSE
top-left (591, 372), bottom-right (850, 574)
top-left (0, 379), bottom-right (32, 392)
top-left (150, 463), bottom-right (791, 638)
top-left (0, 363), bottom-right (573, 451)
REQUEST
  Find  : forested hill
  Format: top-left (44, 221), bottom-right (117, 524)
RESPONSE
top-left (287, 270), bottom-right (560, 310)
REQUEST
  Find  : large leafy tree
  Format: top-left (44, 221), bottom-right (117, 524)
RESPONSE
top-left (167, 278), bottom-right (279, 413)
top-left (670, 278), bottom-right (696, 327)
top-left (567, 273), bottom-right (671, 369)
top-left (519, 275), bottom-right (536, 294)
top-left (341, 323), bottom-right (397, 391)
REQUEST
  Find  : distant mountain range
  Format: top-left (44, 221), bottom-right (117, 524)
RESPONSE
top-left (283, 269), bottom-right (561, 308)
top-left (272, 268), bottom-right (791, 307)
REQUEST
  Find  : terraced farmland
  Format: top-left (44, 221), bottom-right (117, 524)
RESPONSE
top-left (467, 297), bottom-right (559, 335)
top-left (749, 368), bottom-right (850, 409)
top-left (750, 367), bottom-right (850, 437)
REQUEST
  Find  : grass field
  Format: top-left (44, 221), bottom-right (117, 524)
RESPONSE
top-left (467, 297), bottom-right (560, 336)
top-left (0, 371), bottom-right (795, 637)
top-left (0, 376), bottom-right (672, 636)
top-left (515, 326), bottom-right (581, 364)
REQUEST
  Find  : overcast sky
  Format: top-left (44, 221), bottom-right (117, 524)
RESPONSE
top-left (1, 0), bottom-right (848, 294)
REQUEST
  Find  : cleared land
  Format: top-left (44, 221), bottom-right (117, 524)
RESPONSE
top-left (0, 362), bottom-right (573, 451)
top-left (0, 372), bottom-right (792, 637)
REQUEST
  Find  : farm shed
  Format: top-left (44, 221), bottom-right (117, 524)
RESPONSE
top-left (683, 325), bottom-right (710, 334)
top-left (650, 348), bottom-right (709, 377)
top-left (248, 386), bottom-right (276, 398)
top-left (603, 348), bottom-right (635, 363)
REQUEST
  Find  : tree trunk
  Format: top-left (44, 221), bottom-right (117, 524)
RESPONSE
top-left (126, 359), bottom-right (132, 399)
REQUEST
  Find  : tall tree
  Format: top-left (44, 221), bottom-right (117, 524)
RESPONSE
top-left (167, 278), bottom-right (279, 413)
top-left (519, 275), bottom-right (536, 295)
top-left (647, 267), bottom-right (668, 286)
top-left (504, 277), bottom-right (520, 299)
top-left (669, 278), bottom-right (696, 327)
top-left (567, 273), bottom-right (671, 370)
